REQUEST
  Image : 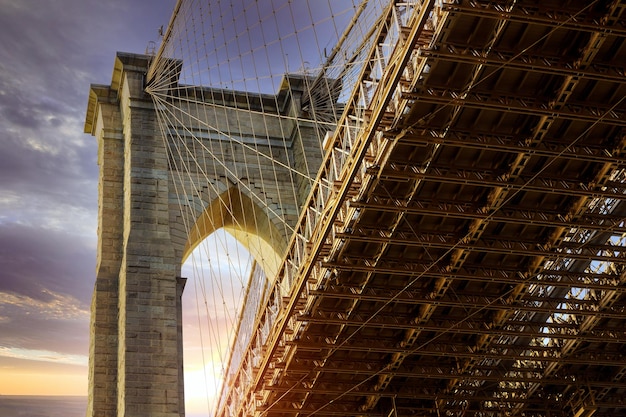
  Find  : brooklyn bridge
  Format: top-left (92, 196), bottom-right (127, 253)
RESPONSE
top-left (84, 0), bottom-right (626, 416)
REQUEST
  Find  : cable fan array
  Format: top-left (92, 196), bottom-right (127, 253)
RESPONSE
top-left (143, 0), bottom-right (389, 413)
top-left (142, 0), bottom-right (626, 415)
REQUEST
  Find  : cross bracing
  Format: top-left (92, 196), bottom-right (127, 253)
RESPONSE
top-left (89, 0), bottom-right (626, 416)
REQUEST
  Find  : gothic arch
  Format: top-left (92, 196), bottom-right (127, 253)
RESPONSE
top-left (182, 186), bottom-right (286, 281)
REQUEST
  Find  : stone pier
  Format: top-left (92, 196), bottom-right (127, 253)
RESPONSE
top-left (84, 52), bottom-right (327, 416)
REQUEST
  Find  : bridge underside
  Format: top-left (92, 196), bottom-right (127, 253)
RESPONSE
top-left (250, 1), bottom-right (626, 416)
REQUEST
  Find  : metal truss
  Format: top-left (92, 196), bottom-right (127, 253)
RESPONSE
top-left (218, 1), bottom-right (626, 415)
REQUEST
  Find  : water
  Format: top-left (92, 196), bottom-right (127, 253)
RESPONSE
top-left (0, 396), bottom-right (87, 417)
top-left (0, 396), bottom-right (211, 417)
top-left (0, 396), bottom-right (213, 417)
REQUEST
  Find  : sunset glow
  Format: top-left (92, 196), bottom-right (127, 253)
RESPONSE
top-left (0, 0), bottom-right (177, 401)
top-left (0, 363), bottom-right (86, 396)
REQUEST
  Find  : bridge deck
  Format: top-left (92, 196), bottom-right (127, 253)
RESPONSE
top-left (232, 1), bottom-right (626, 416)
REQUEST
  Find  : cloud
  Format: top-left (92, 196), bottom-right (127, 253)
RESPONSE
top-left (0, 0), bottom-right (176, 395)
top-left (0, 290), bottom-right (88, 321)
top-left (0, 224), bottom-right (91, 358)
top-left (0, 222), bottom-right (94, 303)
top-left (0, 290), bottom-right (90, 357)
top-left (0, 346), bottom-right (87, 367)
top-left (0, 1), bottom-right (178, 225)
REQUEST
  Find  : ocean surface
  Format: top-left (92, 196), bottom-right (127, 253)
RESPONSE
top-left (0, 396), bottom-right (206, 417)
top-left (0, 396), bottom-right (87, 417)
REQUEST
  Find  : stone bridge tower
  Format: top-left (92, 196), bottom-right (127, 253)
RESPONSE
top-left (84, 52), bottom-right (326, 417)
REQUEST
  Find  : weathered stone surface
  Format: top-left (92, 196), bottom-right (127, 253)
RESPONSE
top-left (86, 53), bottom-right (183, 417)
top-left (84, 52), bottom-right (326, 417)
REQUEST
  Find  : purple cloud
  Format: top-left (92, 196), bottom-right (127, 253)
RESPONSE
top-left (0, 0), bottom-right (177, 377)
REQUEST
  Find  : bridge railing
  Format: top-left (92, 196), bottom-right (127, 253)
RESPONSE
top-left (217, 260), bottom-right (268, 410)
top-left (214, 0), bottom-right (452, 415)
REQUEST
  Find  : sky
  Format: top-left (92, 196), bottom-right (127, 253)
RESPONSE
top-left (0, 0), bottom-right (177, 397)
top-left (0, 1), bottom-right (359, 414)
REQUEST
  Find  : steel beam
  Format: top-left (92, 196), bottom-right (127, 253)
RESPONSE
top-left (441, 1), bottom-right (626, 37)
top-left (309, 285), bottom-right (626, 319)
top-left (336, 229), bottom-right (626, 263)
top-left (323, 258), bottom-right (624, 291)
top-left (297, 311), bottom-right (626, 343)
top-left (391, 128), bottom-right (625, 164)
top-left (291, 338), bottom-right (626, 367)
top-left (419, 45), bottom-right (626, 85)
top-left (350, 198), bottom-right (626, 232)
top-left (401, 87), bottom-right (626, 127)
top-left (281, 362), bottom-right (626, 390)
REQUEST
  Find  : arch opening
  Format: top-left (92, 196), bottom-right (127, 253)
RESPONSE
top-left (180, 186), bottom-right (285, 415)
top-left (181, 229), bottom-right (253, 416)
